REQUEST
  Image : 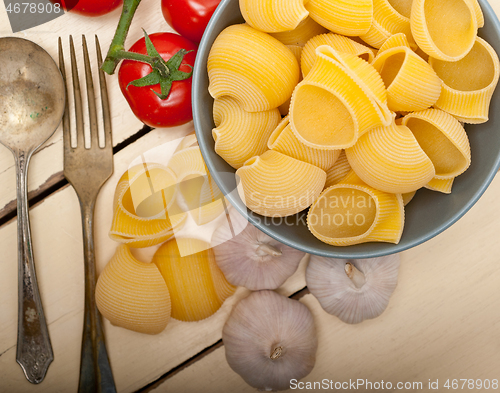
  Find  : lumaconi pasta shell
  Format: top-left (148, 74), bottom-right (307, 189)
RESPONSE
top-left (268, 116), bottom-right (341, 171)
top-left (410, 0), bottom-right (477, 61)
top-left (239, 0), bottom-right (308, 33)
top-left (345, 122), bottom-right (436, 194)
top-left (429, 37), bottom-right (500, 124)
top-left (168, 146), bottom-right (226, 225)
top-left (301, 33), bottom-right (375, 77)
top-left (378, 32), bottom-right (412, 53)
top-left (290, 46), bottom-right (392, 150)
top-left (213, 96), bottom-right (281, 169)
top-left (109, 165), bottom-right (186, 248)
top-left (308, 171), bottom-right (404, 246)
top-left (270, 16), bottom-right (328, 46)
top-left (95, 245), bottom-right (171, 335)
top-left (208, 24), bottom-right (300, 112)
top-left (402, 190), bottom-right (417, 205)
top-left (468, 0), bottom-right (484, 28)
top-left (153, 238), bottom-right (236, 322)
top-left (359, 0), bottom-right (414, 49)
top-left (278, 45), bottom-right (304, 116)
top-left (324, 150), bottom-right (351, 189)
top-left (425, 177), bottom-right (455, 194)
top-left (305, 0), bottom-right (373, 36)
top-left (236, 150), bottom-right (326, 217)
top-left (402, 109), bottom-right (471, 179)
top-left (372, 45), bottom-right (442, 112)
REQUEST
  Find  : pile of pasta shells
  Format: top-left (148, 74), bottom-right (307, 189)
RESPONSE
top-left (207, 0), bottom-right (500, 246)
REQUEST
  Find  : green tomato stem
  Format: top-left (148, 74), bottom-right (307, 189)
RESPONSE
top-left (101, 0), bottom-right (143, 75)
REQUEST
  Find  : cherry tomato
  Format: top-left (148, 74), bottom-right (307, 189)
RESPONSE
top-left (118, 33), bottom-right (197, 128)
top-left (50, 0), bottom-right (123, 17)
top-left (161, 0), bottom-right (221, 43)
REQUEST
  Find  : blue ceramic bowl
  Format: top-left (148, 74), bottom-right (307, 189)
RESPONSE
top-left (192, 0), bottom-right (500, 258)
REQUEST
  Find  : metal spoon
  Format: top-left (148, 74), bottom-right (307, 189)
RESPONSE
top-left (0, 37), bottom-right (65, 384)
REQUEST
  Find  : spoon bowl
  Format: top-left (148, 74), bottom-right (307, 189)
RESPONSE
top-left (0, 37), bottom-right (65, 384)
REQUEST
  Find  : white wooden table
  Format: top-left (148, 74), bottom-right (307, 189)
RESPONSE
top-left (1, 1), bottom-right (500, 392)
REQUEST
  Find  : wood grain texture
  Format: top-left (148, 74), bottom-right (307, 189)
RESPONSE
top-left (153, 173), bottom-right (500, 392)
top-left (0, 0), bottom-right (176, 221)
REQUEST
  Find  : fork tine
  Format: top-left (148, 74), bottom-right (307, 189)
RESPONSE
top-left (70, 35), bottom-right (85, 149)
top-left (95, 35), bottom-right (113, 151)
top-left (82, 35), bottom-right (99, 150)
top-left (58, 37), bottom-right (71, 152)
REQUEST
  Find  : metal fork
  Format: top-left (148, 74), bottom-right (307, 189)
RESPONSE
top-left (58, 35), bottom-right (116, 393)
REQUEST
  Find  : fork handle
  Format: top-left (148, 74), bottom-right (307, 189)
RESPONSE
top-left (78, 201), bottom-right (116, 393)
top-left (15, 150), bottom-right (54, 384)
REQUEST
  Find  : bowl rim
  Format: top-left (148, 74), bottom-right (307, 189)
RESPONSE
top-left (193, 0), bottom-right (500, 258)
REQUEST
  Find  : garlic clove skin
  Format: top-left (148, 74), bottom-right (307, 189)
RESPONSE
top-left (306, 254), bottom-right (400, 324)
top-left (223, 290), bottom-right (317, 391)
top-left (212, 213), bottom-right (305, 290)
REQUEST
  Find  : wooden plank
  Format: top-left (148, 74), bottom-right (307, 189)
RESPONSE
top-left (151, 173), bottom-right (500, 392)
top-left (0, 0), bottom-right (177, 221)
top-left (0, 124), bottom-right (309, 392)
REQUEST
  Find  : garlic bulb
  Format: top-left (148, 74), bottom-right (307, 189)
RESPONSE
top-left (212, 213), bottom-right (305, 290)
top-left (223, 290), bottom-right (317, 391)
top-left (306, 254), bottom-right (400, 324)
top-left (96, 245), bottom-right (171, 334)
top-left (153, 238), bottom-right (236, 321)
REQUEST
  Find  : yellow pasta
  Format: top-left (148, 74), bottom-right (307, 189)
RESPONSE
top-left (308, 171), bottom-right (404, 246)
top-left (345, 122), bottom-right (436, 194)
top-left (360, 0), bottom-right (414, 49)
top-left (410, 0), bottom-right (477, 61)
top-left (208, 24), bottom-right (300, 112)
top-left (468, 0), bottom-right (484, 28)
top-left (402, 190), bottom-right (417, 205)
top-left (378, 32), bottom-right (412, 53)
top-left (402, 109), bottom-right (471, 179)
top-left (236, 150), bottom-right (326, 217)
top-left (372, 41), bottom-right (442, 112)
top-left (387, 0), bottom-right (412, 18)
top-left (168, 147), bottom-right (226, 225)
top-left (430, 37), bottom-right (500, 124)
top-left (240, 0), bottom-right (308, 33)
top-left (96, 245), bottom-right (171, 335)
top-left (213, 96), bottom-right (281, 169)
top-left (305, 0), bottom-right (373, 36)
top-left (290, 45), bottom-right (392, 150)
top-left (324, 150), bottom-right (351, 189)
top-left (301, 33), bottom-right (376, 77)
top-left (425, 177), bottom-right (455, 194)
top-left (270, 16), bottom-right (328, 46)
top-left (109, 165), bottom-right (186, 248)
top-left (153, 238), bottom-right (236, 322)
top-left (268, 116), bottom-right (341, 171)
top-left (278, 45), bottom-right (303, 116)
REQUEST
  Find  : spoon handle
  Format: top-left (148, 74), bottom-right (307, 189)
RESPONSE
top-left (15, 151), bottom-right (54, 384)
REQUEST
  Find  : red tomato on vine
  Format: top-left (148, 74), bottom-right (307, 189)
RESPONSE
top-left (50, 0), bottom-right (123, 16)
top-left (161, 0), bottom-right (222, 43)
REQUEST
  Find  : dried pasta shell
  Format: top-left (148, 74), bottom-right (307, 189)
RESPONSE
top-left (430, 37), bottom-right (500, 124)
top-left (425, 177), bottom-right (454, 194)
top-left (372, 45), bottom-right (442, 112)
top-left (360, 0), bottom-right (414, 49)
top-left (278, 45), bottom-right (303, 116)
top-left (305, 0), bottom-right (373, 36)
top-left (213, 96), bottom-right (281, 169)
top-left (378, 32), bottom-right (412, 53)
top-left (153, 238), bottom-right (236, 322)
top-left (270, 16), bottom-right (328, 46)
top-left (467, 0), bottom-right (484, 28)
top-left (402, 191), bottom-right (417, 205)
top-left (388, 0), bottom-right (412, 18)
top-left (346, 122), bottom-right (435, 194)
top-left (168, 147), bottom-right (226, 225)
top-left (239, 0), bottom-right (308, 33)
top-left (301, 33), bottom-right (375, 77)
top-left (268, 116), bottom-right (341, 171)
top-left (208, 24), bottom-right (300, 112)
top-left (95, 245), bottom-right (171, 335)
top-left (402, 109), bottom-right (471, 179)
top-left (324, 150), bottom-right (351, 189)
top-left (290, 45), bottom-right (392, 150)
top-left (410, 0), bottom-right (477, 61)
top-left (308, 171), bottom-right (404, 246)
top-left (174, 132), bottom-right (198, 154)
top-left (236, 150), bottom-right (326, 217)
top-left (109, 165), bottom-right (186, 248)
